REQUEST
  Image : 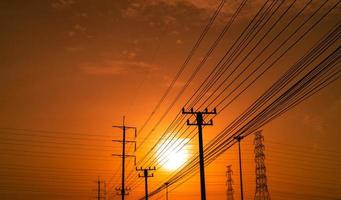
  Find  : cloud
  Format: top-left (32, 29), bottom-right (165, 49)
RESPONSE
top-left (51, 0), bottom-right (75, 9)
top-left (65, 45), bottom-right (85, 53)
top-left (163, 15), bottom-right (177, 25)
top-left (147, 0), bottom-right (219, 10)
top-left (301, 112), bottom-right (325, 133)
top-left (119, 0), bottom-right (256, 30)
top-left (80, 60), bottom-right (159, 76)
top-left (120, 0), bottom-right (217, 21)
top-left (162, 74), bottom-right (186, 87)
top-left (145, 0), bottom-right (255, 15)
top-left (122, 50), bottom-right (137, 59)
top-left (67, 24), bottom-right (88, 38)
top-left (74, 24), bottom-right (86, 33)
top-left (122, 7), bottom-right (139, 18)
top-left (329, 97), bottom-right (341, 113)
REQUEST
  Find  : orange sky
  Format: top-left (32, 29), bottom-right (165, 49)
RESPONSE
top-left (0, 0), bottom-right (340, 200)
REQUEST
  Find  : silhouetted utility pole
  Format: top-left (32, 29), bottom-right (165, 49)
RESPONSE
top-left (98, 177), bottom-right (101, 200)
top-left (165, 182), bottom-right (169, 200)
top-left (182, 107), bottom-right (217, 200)
top-left (112, 116), bottom-right (137, 200)
top-left (136, 167), bottom-right (156, 200)
top-left (103, 181), bottom-right (106, 200)
top-left (95, 177), bottom-right (106, 200)
top-left (235, 135), bottom-right (244, 200)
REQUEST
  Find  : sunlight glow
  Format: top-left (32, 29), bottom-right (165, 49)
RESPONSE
top-left (156, 138), bottom-right (190, 171)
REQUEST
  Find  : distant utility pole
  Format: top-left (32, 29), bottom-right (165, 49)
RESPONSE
top-left (136, 167), bottom-right (156, 200)
top-left (103, 181), bottom-right (107, 200)
top-left (182, 107), bottom-right (217, 200)
top-left (254, 130), bottom-right (270, 200)
top-left (98, 177), bottom-right (101, 200)
top-left (95, 177), bottom-right (106, 200)
top-left (226, 165), bottom-right (234, 200)
top-left (235, 135), bottom-right (244, 200)
top-left (112, 116), bottom-right (137, 200)
top-left (165, 182), bottom-right (169, 200)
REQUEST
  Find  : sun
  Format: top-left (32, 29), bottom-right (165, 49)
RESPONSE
top-left (156, 138), bottom-right (190, 171)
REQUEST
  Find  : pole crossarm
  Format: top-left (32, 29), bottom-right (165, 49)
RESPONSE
top-left (136, 166), bottom-right (156, 171)
top-left (186, 119), bottom-right (213, 126)
top-left (138, 173), bottom-right (154, 178)
top-left (113, 125), bottom-right (137, 137)
top-left (112, 154), bottom-right (136, 158)
top-left (115, 187), bottom-right (131, 196)
top-left (181, 107), bottom-right (217, 114)
top-left (136, 166), bottom-right (156, 177)
top-left (112, 139), bottom-right (136, 143)
top-left (113, 125), bottom-right (137, 129)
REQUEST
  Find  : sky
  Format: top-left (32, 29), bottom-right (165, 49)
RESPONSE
top-left (0, 0), bottom-right (340, 200)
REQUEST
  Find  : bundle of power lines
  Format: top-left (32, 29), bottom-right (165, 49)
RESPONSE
top-left (107, 0), bottom-right (340, 198)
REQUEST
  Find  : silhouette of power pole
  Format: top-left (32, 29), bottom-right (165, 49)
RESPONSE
top-left (112, 116), bottom-right (137, 200)
top-left (136, 167), bottom-right (156, 200)
top-left (165, 182), bottom-right (169, 200)
top-left (226, 165), bottom-right (234, 200)
top-left (254, 131), bottom-right (270, 200)
top-left (103, 181), bottom-right (106, 200)
top-left (235, 135), bottom-right (244, 200)
top-left (94, 177), bottom-right (106, 200)
top-left (98, 177), bottom-right (101, 200)
top-left (182, 107), bottom-right (217, 200)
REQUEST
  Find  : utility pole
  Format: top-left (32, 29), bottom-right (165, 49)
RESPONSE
top-left (165, 182), bottom-right (169, 200)
top-left (112, 116), bottom-right (137, 200)
top-left (235, 135), bottom-right (244, 200)
top-left (226, 165), bottom-right (234, 200)
top-left (98, 177), bottom-right (101, 200)
top-left (94, 177), bottom-right (106, 200)
top-left (103, 181), bottom-right (106, 200)
top-left (182, 107), bottom-right (217, 200)
top-left (254, 130), bottom-right (270, 200)
top-left (136, 167), bottom-right (156, 200)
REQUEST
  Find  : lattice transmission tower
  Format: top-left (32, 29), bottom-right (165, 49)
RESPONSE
top-left (226, 165), bottom-right (234, 200)
top-left (254, 130), bottom-right (270, 200)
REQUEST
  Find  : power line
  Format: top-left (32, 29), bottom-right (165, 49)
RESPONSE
top-left (136, 0), bottom-right (226, 149)
top-left (134, 0), bottom-right (312, 182)
top-left (144, 24), bottom-right (340, 199)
